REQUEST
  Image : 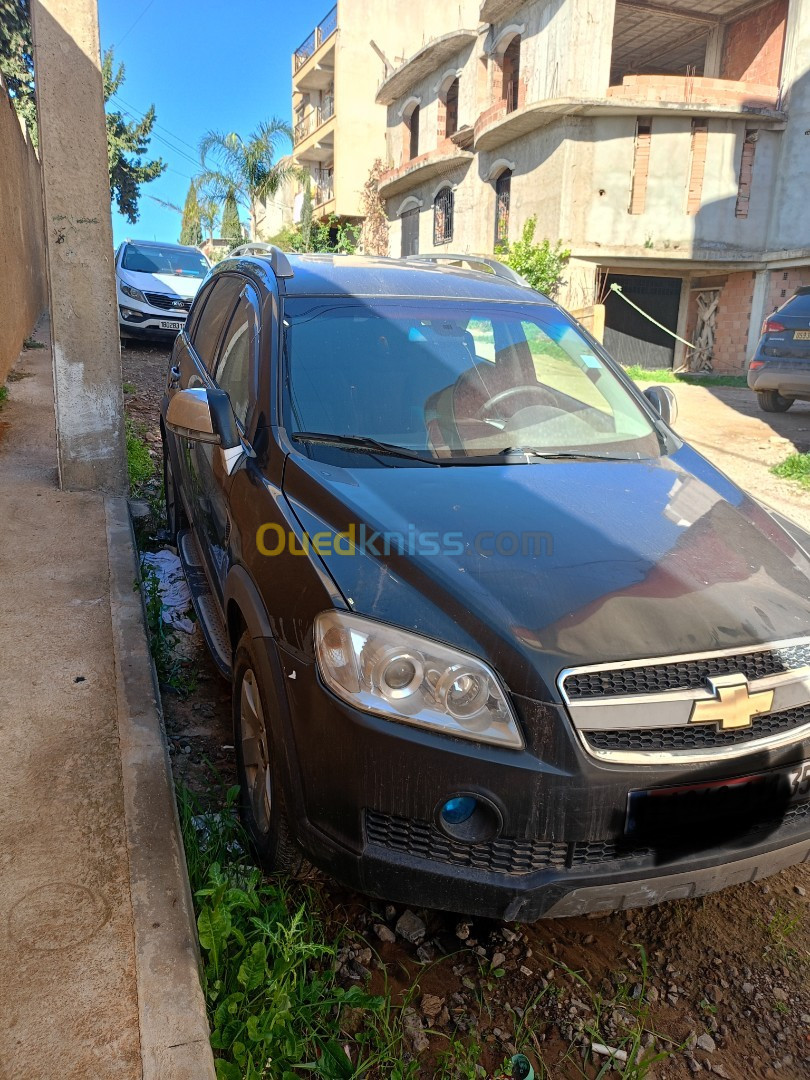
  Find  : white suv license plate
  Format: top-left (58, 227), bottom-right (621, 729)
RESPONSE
top-left (159, 320), bottom-right (183, 331)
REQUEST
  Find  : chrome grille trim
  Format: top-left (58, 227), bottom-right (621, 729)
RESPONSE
top-left (558, 637), bottom-right (810, 765)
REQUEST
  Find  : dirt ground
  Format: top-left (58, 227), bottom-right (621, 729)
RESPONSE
top-left (124, 342), bottom-right (810, 1080)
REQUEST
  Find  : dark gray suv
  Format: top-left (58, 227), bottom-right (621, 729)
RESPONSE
top-left (748, 288), bottom-right (810, 412)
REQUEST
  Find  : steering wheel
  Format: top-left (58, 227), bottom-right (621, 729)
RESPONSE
top-left (476, 384), bottom-right (555, 421)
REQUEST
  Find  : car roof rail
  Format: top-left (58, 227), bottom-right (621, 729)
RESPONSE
top-left (228, 242), bottom-right (294, 279)
top-left (402, 253), bottom-right (533, 290)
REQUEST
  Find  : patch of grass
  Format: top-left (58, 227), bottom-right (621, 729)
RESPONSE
top-left (772, 453), bottom-right (810, 490)
top-left (0, 385), bottom-right (7, 410)
top-left (123, 381), bottom-right (137, 395)
top-left (126, 416), bottom-right (155, 494)
top-left (140, 564), bottom-right (198, 697)
top-left (623, 365), bottom-right (747, 388)
top-left (23, 336), bottom-right (44, 349)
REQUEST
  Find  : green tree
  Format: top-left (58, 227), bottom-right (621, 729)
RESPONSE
top-left (497, 216), bottom-right (570, 297)
top-left (198, 120), bottom-right (293, 238)
top-left (0, 0), bottom-right (36, 137)
top-left (179, 181), bottom-right (203, 246)
top-left (103, 49), bottom-right (166, 224)
top-left (221, 188), bottom-right (243, 248)
top-left (299, 175), bottom-right (313, 253)
top-left (198, 194), bottom-right (220, 241)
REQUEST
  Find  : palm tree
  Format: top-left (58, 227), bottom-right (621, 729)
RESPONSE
top-left (198, 119), bottom-right (293, 240)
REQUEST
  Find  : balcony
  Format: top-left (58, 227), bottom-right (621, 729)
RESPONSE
top-left (294, 96), bottom-right (335, 145)
top-left (480, 0), bottom-right (525, 21)
top-left (313, 167), bottom-right (334, 209)
top-left (377, 142), bottom-right (474, 199)
top-left (293, 5), bottom-right (337, 89)
top-left (376, 29), bottom-right (478, 106)
top-left (606, 75), bottom-right (782, 114)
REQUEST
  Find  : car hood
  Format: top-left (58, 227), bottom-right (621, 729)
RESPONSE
top-left (283, 445), bottom-right (810, 699)
top-left (118, 269), bottom-right (202, 298)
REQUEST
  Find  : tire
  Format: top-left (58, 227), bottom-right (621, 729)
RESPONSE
top-left (233, 632), bottom-right (302, 875)
top-left (163, 437), bottom-right (188, 543)
top-left (757, 390), bottom-right (794, 413)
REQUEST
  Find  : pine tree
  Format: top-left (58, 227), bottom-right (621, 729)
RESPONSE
top-left (0, 0), bottom-right (36, 138)
top-left (179, 182), bottom-right (203, 246)
top-left (221, 188), bottom-right (243, 248)
top-left (300, 175), bottom-right (313, 253)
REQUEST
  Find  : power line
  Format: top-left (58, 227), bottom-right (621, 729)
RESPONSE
top-left (113, 91), bottom-right (201, 157)
top-left (114, 0), bottom-right (158, 49)
top-left (109, 95), bottom-right (202, 172)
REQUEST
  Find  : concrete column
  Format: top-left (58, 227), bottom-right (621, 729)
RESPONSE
top-left (746, 269), bottom-right (771, 360)
top-left (703, 25), bottom-right (725, 79)
top-left (673, 275), bottom-right (692, 371)
top-left (31, 0), bottom-right (126, 493)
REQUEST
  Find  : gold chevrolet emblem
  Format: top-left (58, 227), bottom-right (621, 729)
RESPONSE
top-left (689, 674), bottom-right (774, 732)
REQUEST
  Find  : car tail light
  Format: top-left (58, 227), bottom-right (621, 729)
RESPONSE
top-left (763, 319), bottom-right (785, 333)
top-left (749, 360), bottom-right (765, 370)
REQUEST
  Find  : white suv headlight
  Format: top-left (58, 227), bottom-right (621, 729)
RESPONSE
top-left (314, 611), bottom-right (523, 749)
top-left (120, 283), bottom-right (147, 304)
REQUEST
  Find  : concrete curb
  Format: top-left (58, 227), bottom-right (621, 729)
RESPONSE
top-left (105, 497), bottom-right (216, 1080)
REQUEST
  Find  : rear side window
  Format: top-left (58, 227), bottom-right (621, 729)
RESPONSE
top-left (214, 287), bottom-right (259, 429)
top-left (781, 291), bottom-right (810, 317)
top-left (190, 274), bottom-right (243, 371)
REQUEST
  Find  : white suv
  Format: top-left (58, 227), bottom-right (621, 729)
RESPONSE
top-left (115, 239), bottom-right (210, 342)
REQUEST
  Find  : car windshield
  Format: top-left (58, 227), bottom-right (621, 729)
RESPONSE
top-left (283, 299), bottom-right (663, 462)
top-left (122, 244), bottom-right (209, 278)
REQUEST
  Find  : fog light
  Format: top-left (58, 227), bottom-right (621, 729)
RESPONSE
top-left (441, 796), bottom-right (477, 825)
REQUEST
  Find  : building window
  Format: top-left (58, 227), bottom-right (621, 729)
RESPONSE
top-left (503, 37), bottom-right (521, 113)
top-left (408, 105), bottom-right (420, 160)
top-left (401, 206), bottom-right (420, 256)
top-left (735, 129), bottom-right (758, 219)
top-left (433, 188), bottom-right (454, 245)
top-left (629, 117), bottom-right (652, 215)
top-left (445, 78), bottom-right (459, 138)
top-left (495, 170), bottom-right (512, 247)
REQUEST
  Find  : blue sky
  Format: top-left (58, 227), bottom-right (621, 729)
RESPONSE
top-left (99, 0), bottom-right (330, 246)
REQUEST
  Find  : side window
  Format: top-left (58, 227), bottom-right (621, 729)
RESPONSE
top-left (214, 287), bottom-right (259, 429)
top-left (189, 274), bottom-right (243, 371)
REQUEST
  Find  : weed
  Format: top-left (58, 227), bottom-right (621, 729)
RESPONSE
top-left (772, 453), bottom-right (810, 490)
top-left (434, 1039), bottom-right (486, 1079)
top-left (123, 380), bottom-right (137, 394)
top-left (23, 336), bottom-right (44, 349)
top-left (623, 366), bottom-right (748, 388)
top-left (0, 385), bottom-right (7, 410)
top-left (140, 564), bottom-right (198, 696)
top-left (126, 416), bottom-right (155, 494)
top-left (774, 1000), bottom-right (789, 1015)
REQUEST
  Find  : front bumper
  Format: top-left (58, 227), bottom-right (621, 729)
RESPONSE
top-left (118, 304), bottom-right (187, 339)
top-left (272, 645), bottom-right (810, 920)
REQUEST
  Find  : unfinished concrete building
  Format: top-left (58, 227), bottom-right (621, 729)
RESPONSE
top-left (376, 0), bottom-right (810, 373)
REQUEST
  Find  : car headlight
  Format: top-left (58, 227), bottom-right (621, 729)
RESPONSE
top-left (120, 283), bottom-right (147, 303)
top-left (314, 611), bottom-right (523, 749)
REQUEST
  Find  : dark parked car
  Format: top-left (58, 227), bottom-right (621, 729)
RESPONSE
top-left (748, 287), bottom-right (810, 412)
top-left (161, 245), bottom-right (810, 921)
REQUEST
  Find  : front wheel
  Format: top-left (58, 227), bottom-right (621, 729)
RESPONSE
top-left (233, 632), bottom-right (301, 875)
top-left (757, 390), bottom-right (794, 413)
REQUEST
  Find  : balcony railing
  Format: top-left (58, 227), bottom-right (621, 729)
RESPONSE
top-left (293, 96), bottom-right (335, 144)
top-left (294, 5), bottom-right (338, 72)
top-left (313, 169), bottom-right (334, 205)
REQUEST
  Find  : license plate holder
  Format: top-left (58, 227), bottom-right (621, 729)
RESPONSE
top-left (159, 320), bottom-right (183, 331)
top-left (626, 759), bottom-right (810, 843)
top-left (793, 330), bottom-right (810, 341)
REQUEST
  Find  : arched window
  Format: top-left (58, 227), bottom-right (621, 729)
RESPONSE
top-left (433, 187), bottom-right (454, 246)
top-left (503, 37), bottom-right (521, 113)
top-left (494, 170), bottom-right (512, 247)
top-left (445, 78), bottom-right (459, 138)
top-left (408, 105), bottom-right (420, 160)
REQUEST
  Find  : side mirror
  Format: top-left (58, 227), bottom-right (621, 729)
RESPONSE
top-left (166, 387), bottom-right (241, 449)
top-left (644, 385), bottom-right (678, 427)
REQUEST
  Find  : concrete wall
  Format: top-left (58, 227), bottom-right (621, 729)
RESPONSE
top-left (0, 80), bottom-right (47, 383)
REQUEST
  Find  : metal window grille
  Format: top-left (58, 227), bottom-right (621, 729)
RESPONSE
top-left (433, 188), bottom-right (454, 245)
top-left (495, 171), bottom-right (511, 246)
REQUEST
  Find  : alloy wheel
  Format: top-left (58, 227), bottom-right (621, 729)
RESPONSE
top-left (240, 668), bottom-right (272, 834)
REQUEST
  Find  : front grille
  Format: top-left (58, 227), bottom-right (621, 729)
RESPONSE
top-left (564, 642), bottom-right (810, 701)
top-left (584, 703), bottom-right (810, 753)
top-left (144, 291), bottom-right (191, 313)
top-left (364, 811), bottom-right (650, 875)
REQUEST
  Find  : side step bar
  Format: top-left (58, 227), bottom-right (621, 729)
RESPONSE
top-left (177, 529), bottom-right (232, 680)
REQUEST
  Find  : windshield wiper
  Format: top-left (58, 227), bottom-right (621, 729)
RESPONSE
top-left (499, 447), bottom-right (629, 462)
top-left (292, 432), bottom-right (442, 464)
